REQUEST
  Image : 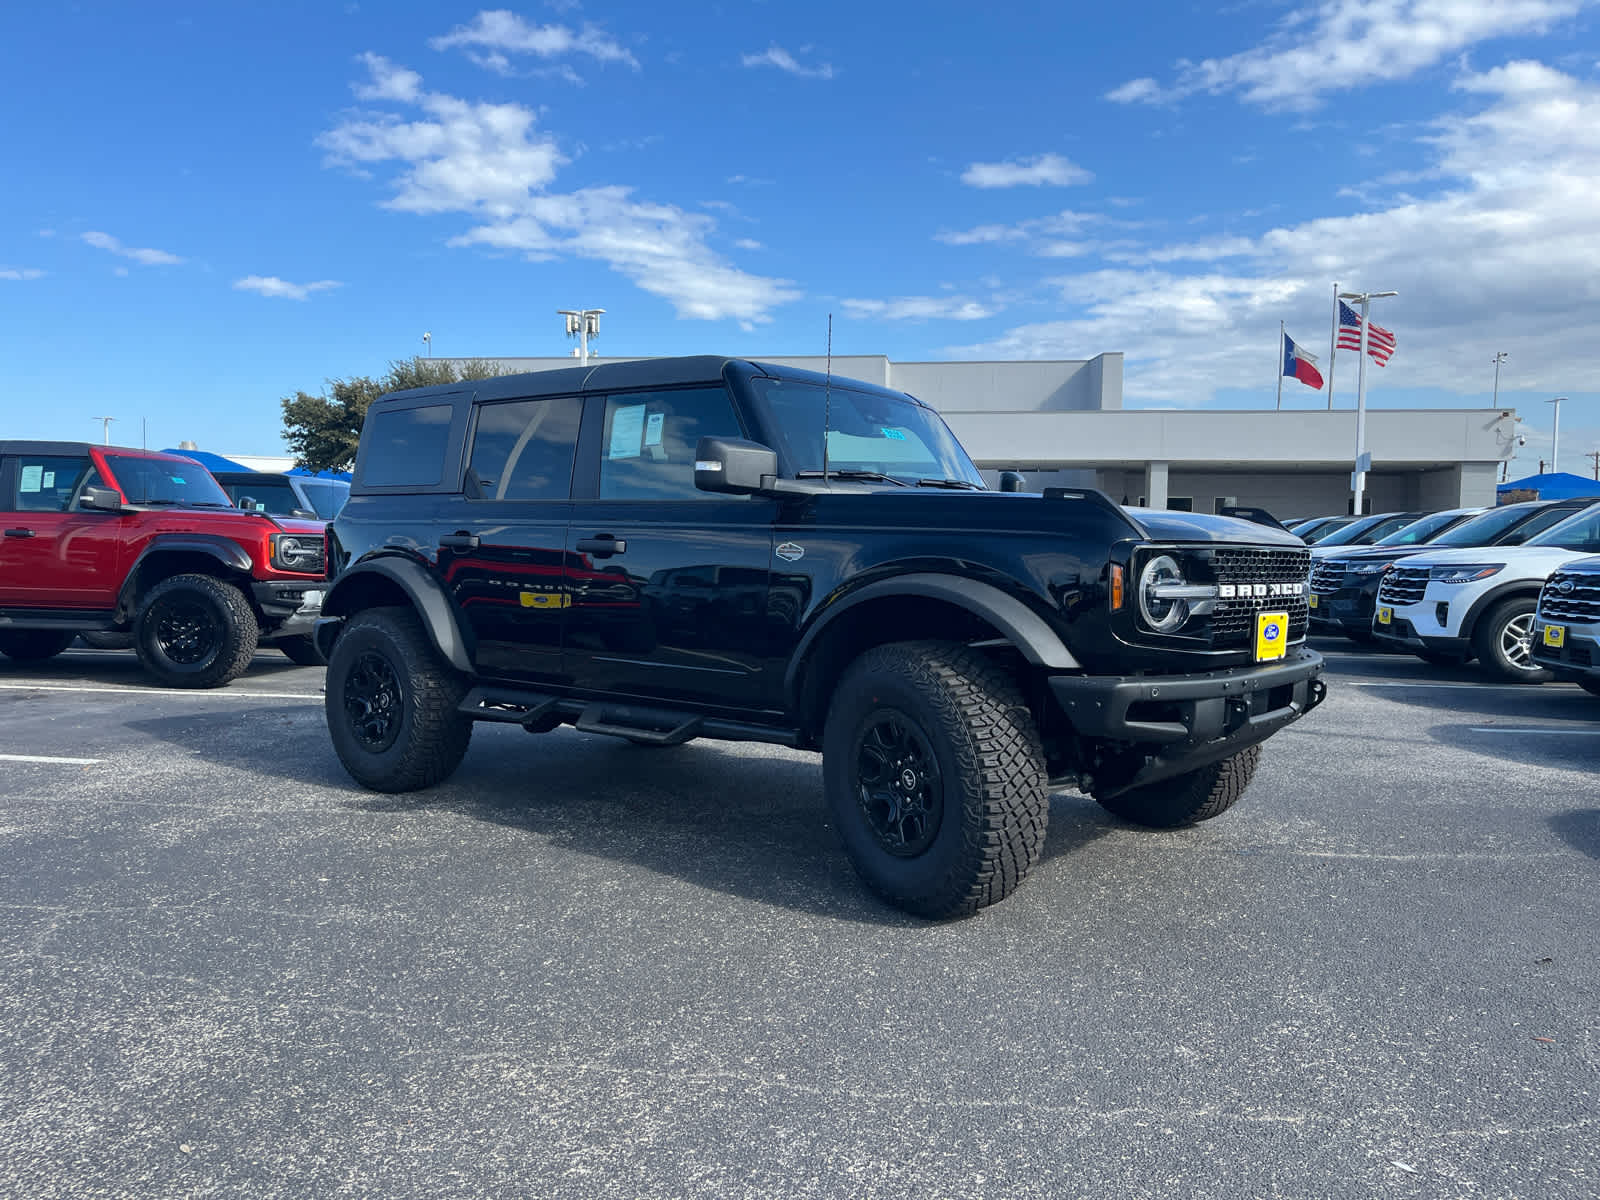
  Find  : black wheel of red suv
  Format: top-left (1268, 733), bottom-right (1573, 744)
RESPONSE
top-left (1093, 744), bottom-right (1261, 829)
top-left (822, 640), bottom-right (1049, 919)
top-left (134, 574), bottom-right (259, 688)
top-left (325, 606), bottom-right (472, 793)
top-left (276, 635), bottom-right (326, 666)
top-left (0, 630), bottom-right (76, 662)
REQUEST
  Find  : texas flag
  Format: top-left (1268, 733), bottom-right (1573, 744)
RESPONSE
top-left (1282, 332), bottom-right (1325, 390)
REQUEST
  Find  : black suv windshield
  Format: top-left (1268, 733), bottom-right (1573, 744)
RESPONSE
top-left (1528, 503), bottom-right (1600, 552)
top-left (1427, 504), bottom-right (1542, 548)
top-left (1373, 509), bottom-right (1475, 546)
top-left (106, 454), bottom-right (233, 507)
top-left (753, 378), bottom-right (986, 487)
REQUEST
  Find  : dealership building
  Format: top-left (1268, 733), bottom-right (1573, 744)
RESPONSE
top-left (440, 352), bottom-right (1518, 516)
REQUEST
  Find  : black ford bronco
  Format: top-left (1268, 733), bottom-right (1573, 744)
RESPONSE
top-left (316, 357), bottom-right (1325, 916)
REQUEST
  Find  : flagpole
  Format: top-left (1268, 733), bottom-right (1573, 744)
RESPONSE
top-left (1354, 295), bottom-right (1370, 515)
top-left (1327, 281), bottom-right (1338, 410)
top-left (1276, 321), bottom-right (1284, 411)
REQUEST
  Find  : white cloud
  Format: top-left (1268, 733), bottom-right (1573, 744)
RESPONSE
top-left (961, 153), bottom-right (1093, 188)
top-left (935, 210), bottom-right (1133, 259)
top-left (81, 231), bottom-right (183, 266)
top-left (233, 276), bottom-right (342, 301)
top-left (740, 45), bottom-right (835, 79)
top-left (322, 55), bottom-right (797, 323)
top-left (734, 238), bottom-right (763, 250)
top-left (430, 10), bottom-right (639, 70)
top-left (1107, 0), bottom-right (1589, 110)
top-left (842, 295), bottom-right (1001, 322)
top-left (956, 62), bottom-right (1600, 404)
top-left (0, 267), bottom-right (45, 281)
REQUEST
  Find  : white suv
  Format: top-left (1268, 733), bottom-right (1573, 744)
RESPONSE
top-left (1371, 501), bottom-right (1600, 681)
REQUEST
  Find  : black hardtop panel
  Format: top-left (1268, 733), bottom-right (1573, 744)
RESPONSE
top-left (367, 355), bottom-right (930, 409)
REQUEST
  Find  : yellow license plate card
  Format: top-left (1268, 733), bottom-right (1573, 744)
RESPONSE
top-left (1376, 606), bottom-right (1393, 625)
top-left (1255, 610), bottom-right (1289, 661)
top-left (1544, 624), bottom-right (1566, 648)
top-left (1307, 594), bottom-right (1319, 609)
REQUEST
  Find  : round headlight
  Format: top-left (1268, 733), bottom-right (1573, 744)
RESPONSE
top-left (1138, 554), bottom-right (1188, 633)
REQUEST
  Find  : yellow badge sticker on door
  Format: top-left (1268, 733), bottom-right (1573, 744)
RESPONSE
top-left (1255, 610), bottom-right (1289, 662)
top-left (1376, 605), bottom-right (1393, 625)
top-left (1543, 624), bottom-right (1567, 648)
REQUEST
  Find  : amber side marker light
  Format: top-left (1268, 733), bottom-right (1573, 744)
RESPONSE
top-left (1109, 564), bottom-right (1126, 610)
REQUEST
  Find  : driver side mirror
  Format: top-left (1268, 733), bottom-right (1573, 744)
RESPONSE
top-left (694, 436), bottom-right (779, 495)
top-left (998, 471), bottom-right (1026, 493)
top-left (80, 486), bottom-right (125, 513)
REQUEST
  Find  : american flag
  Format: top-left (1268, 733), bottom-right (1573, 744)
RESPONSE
top-left (1337, 300), bottom-right (1396, 366)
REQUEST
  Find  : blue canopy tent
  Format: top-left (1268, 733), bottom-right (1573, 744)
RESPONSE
top-left (1497, 471), bottom-right (1600, 501)
top-left (159, 448), bottom-right (251, 473)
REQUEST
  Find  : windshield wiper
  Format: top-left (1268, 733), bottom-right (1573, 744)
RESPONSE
top-left (795, 469), bottom-right (910, 486)
top-left (916, 478), bottom-right (983, 490)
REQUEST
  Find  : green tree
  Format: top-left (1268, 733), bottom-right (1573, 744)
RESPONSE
top-left (280, 357), bottom-right (514, 472)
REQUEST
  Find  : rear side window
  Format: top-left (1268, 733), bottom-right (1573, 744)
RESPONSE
top-left (296, 479), bottom-right (349, 519)
top-left (362, 405), bottom-right (454, 487)
top-left (598, 387), bottom-right (744, 501)
top-left (7, 455), bottom-right (94, 512)
top-left (467, 395), bottom-right (583, 501)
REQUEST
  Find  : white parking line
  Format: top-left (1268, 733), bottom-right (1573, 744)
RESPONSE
top-left (0, 753), bottom-right (103, 765)
top-left (1467, 726), bottom-right (1600, 735)
top-left (0, 682), bottom-right (322, 701)
top-left (1352, 681), bottom-right (1577, 692)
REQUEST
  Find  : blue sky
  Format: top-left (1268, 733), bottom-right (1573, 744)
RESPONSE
top-left (4, 0), bottom-right (1600, 478)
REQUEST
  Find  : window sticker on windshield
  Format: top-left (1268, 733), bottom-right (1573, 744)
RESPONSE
top-left (41, 471), bottom-right (55, 488)
top-left (644, 411), bottom-right (665, 447)
top-left (19, 465), bottom-right (42, 492)
top-left (609, 404), bottom-right (646, 459)
top-left (169, 475), bottom-right (186, 484)
top-left (881, 427), bottom-right (907, 440)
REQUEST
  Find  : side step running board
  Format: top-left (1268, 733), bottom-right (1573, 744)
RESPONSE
top-left (457, 686), bottom-right (800, 747)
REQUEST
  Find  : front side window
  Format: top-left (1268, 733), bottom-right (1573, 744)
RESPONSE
top-left (753, 378), bottom-right (984, 487)
top-left (468, 395), bottom-right (583, 501)
top-left (104, 455), bottom-right (232, 507)
top-left (362, 404), bottom-right (454, 487)
top-left (599, 387), bottom-right (744, 501)
top-left (1530, 504), bottom-right (1600, 553)
top-left (7, 455), bottom-right (95, 512)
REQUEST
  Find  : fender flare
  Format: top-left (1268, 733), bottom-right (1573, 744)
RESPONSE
top-left (118, 535), bottom-right (254, 611)
top-left (1459, 581), bottom-right (1545, 642)
top-left (783, 572), bottom-right (1080, 708)
top-left (323, 556), bottom-right (474, 673)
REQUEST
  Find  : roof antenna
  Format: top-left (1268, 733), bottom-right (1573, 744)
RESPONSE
top-left (822, 312), bottom-right (832, 484)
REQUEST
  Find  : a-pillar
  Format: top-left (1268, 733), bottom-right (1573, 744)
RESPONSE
top-left (1144, 461), bottom-right (1169, 510)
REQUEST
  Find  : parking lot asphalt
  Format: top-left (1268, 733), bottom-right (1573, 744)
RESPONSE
top-left (1, 639), bottom-right (1596, 1200)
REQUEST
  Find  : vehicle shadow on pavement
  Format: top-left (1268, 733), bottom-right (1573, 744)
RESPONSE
top-left (1549, 809), bottom-right (1600, 860)
top-left (1428, 721), bottom-right (1600, 774)
top-left (5, 649), bottom-right (310, 688)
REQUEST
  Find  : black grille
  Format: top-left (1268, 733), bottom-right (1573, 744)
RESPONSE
top-left (1538, 571), bottom-right (1600, 622)
top-left (1309, 558), bottom-right (1348, 593)
top-left (1201, 546), bottom-right (1311, 651)
top-left (1378, 566), bottom-right (1428, 606)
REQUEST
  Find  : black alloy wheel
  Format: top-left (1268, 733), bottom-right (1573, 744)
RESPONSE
top-left (133, 573), bottom-right (259, 688)
top-left (343, 651), bottom-right (405, 753)
top-left (151, 596), bottom-right (222, 665)
top-left (853, 711), bottom-right (943, 858)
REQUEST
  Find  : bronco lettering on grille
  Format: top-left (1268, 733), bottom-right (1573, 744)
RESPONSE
top-left (1217, 582), bottom-right (1305, 600)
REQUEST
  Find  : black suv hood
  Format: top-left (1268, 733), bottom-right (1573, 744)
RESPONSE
top-left (1123, 507), bottom-right (1306, 547)
top-left (1316, 544), bottom-right (1430, 562)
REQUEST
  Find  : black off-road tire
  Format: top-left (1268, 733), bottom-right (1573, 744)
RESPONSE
top-left (1471, 597), bottom-right (1551, 683)
top-left (0, 630), bottom-right (76, 662)
top-left (325, 606), bottom-right (472, 793)
top-left (1094, 743), bottom-right (1261, 829)
top-left (822, 640), bottom-right (1049, 919)
top-left (276, 635), bottom-right (326, 666)
top-left (134, 574), bottom-right (259, 688)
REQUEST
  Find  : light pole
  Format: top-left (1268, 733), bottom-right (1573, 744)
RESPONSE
top-left (422, 331), bottom-right (432, 358)
top-left (1491, 352), bottom-right (1507, 406)
top-left (91, 416), bottom-right (116, 445)
top-left (1337, 289), bottom-right (1398, 516)
top-left (1548, 397), bottom-right (1566, 476)
top-left (558, 308), bottom-right (605, 366)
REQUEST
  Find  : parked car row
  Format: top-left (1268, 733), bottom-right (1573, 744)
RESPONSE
top-left (1297, 499), bottom-right (1600, 685)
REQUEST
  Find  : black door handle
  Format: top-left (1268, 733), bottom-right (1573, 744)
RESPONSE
top-left (439, 533), bottom-right (480, 550)
top-left (575, 535), bottom-right (626, 558)
top-left (4, 528), bottom-right (35, 538)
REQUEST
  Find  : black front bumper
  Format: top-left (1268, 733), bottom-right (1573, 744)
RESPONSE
top-left (252, 580), bottom-right (326, 639)
top-left (1309, 582), bottom-right (1379, 634)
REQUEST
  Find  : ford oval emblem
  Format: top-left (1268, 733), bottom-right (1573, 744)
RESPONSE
top-left (1558, 580), bottom-right (1576, 593)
